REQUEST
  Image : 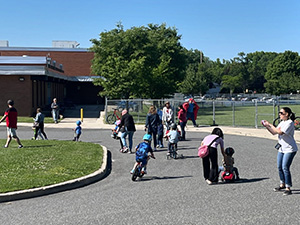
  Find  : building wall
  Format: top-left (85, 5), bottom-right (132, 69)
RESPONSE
top-left (0, 75), bottom-right (32, 116)
top-left (0, 50), bottom-right (94, 76)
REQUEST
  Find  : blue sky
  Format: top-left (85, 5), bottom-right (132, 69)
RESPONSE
top-left (1, 0), bottom-right (300, 60)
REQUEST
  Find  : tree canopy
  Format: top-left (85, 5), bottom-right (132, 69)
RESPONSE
top-left (90, 23), bottom-right (300, 98)
top-left (90, 23), bottom-right (185, 99)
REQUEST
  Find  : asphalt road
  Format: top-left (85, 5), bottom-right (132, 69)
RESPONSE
top-left (1, 127), bottom-right (300, 225)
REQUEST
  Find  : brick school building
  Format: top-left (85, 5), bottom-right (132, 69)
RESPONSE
top-left (0, 41), bottom-right (103, 116)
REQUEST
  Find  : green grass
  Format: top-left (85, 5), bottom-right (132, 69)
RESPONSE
top-left (0, 140), bottom-right (103, 193)
top-left (18, 117), bottom-right (62, 123)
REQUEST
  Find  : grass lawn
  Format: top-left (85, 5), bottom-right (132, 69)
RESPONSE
top-left (18, 117), bottom-right (61, 124)
top-left (0, 140), bottom-right (103, 193)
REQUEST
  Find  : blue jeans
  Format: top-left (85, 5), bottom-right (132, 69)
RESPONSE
top-left (277, 151), bottom-right (297, 187)
top-left (180, 121), bottom-right (187, 140)
top-left (186, 111), bottom-right (196, 126)
top-left (52, 110), bottom-right (59, 122)
top-left (121, 130), bottom-right (134, 150)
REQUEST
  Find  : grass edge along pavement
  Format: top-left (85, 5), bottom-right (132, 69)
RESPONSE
top-left (0, 144), bottom-right (108, 203)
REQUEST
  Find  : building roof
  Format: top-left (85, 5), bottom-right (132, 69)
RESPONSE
top-left (0, 56), bottom-right (48, 64)
top-left (0, 47), bottom-right (90, 52)
top-left (0, 56), bottom-right (100, 82)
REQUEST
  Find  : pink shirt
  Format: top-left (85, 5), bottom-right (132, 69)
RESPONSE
top-left (202, 134), bottom-right (224, 149)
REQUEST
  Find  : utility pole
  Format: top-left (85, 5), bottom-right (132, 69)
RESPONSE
top-left (200, 51), bottom-right (203, 64)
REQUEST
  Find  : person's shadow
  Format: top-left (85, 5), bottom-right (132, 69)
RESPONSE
top-left (218, 177), bottom-right (269, 185)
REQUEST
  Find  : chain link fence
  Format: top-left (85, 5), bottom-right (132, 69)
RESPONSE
top-left (105, 97), bottom-right (300, 128)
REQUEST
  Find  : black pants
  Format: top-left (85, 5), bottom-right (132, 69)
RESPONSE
top-left (202, 147), bottom-right (219, 182)
top-left (34, 123), bottom-right (47, 140)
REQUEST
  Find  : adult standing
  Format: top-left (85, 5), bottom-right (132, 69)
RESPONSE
top-left (0, 100), bottom-right (23, 148)
top-left (262, 107), bottom-right (298, 196)
top-left (183, 98), bottom-right (199, 127)
top-left (145, 105), bottom-right (160, 151)
top-left (51, 98), bottom-right (59, 124)
top-left (118, 109), bottom-right (136, 153)
top-left (177, 104), bottom-right (187, 140)
top-left (162, 101), bottom-right (173, 130)
top-left (33, 108), bottom-right (48, 140)
top-left (200, 128), bottom-right (225, 184)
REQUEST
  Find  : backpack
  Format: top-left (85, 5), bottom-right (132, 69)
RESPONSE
top-left (198, 136), bottom-right (220, 158)
top-left (136, 142), bottom-right (150, 159)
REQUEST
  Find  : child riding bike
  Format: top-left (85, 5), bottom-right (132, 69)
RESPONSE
top-left (130, 134), bottom-right (155, 174)
top-left (166, 123), bottom-right (180, 157)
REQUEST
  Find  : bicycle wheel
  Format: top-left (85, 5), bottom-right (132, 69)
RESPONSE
top-left (294, 117), bottom-right (300, 130)
top-left (106, 114), bottom-right (116, 124)
top-left (131, 167), bottom-right (139, 181)
top-left (273, 117), bottom-right (281, 127)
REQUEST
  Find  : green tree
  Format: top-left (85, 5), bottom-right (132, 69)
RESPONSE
top-left (246, 51), bottom-right (278, 92)
top-left (179, 63), bottom-right (209, 96)
top-left (90, 23), bottom-right (185, 99)
top-left (265, 51), bottom-right (300, 95)
top-left (180, 49), bottom-right (212, 96)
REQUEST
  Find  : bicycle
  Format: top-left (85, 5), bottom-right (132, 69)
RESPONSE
top-left (167, 143), bottom-right (178, 159)
top-left (106, 108), bottom-right (122, 124)
top-left (131, 155), bottom-right (154, 181)
top-left (272, 116), bottom-right (300, 130)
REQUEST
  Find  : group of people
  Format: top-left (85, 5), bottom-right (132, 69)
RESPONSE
top-left (115, 101), bottom-right (298, 196)
top-left (0, 98), bottom-right (82, 149)
top-left (198, 106), bottom-right (298, 195)
top-left (1, 98), bottom-right (297, 196)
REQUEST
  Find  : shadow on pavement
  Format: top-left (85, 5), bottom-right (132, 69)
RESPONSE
top-left (141, 175), bottom-right (193, 181)
top-left (217, 177), bottom-right (269, 185)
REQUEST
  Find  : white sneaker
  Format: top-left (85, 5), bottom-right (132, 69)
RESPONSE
top-left (206, 179), bottom-right (212, 185)
top-left (142, 167), bottom-right (147, 174)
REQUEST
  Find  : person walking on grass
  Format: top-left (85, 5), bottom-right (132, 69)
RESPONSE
top-left (33, 108), bottom-right (48, 140)
top-left (0, 100), bottom-right (23, 148)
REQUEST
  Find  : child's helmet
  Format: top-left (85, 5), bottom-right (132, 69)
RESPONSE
top-left (143, 134), bottom-right (152, 142)
top-left (76, 120), bottom-right (82, 125)
top-left (225, 147), bottom-right (234, 156)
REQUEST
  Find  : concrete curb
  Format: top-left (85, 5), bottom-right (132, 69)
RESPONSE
top-left (0, 145), bottom-right (108, 203)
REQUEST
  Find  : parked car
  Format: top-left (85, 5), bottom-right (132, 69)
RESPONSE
top-left (117, 100), bottom-right (138, 111)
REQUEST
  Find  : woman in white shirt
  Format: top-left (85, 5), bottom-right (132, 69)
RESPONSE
top-left (262, 107), bottom-right (298, 196)
top-left (162, 101), bottom-right (173, 130)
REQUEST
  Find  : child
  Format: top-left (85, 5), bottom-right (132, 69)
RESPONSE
top-left (166, 123), bottom-right (180, 156)
top-left (73, 120), bottom-right (82, 141)
top-left (130, 134), bottom-right (155, 174)
top-left (32, 108), bottom-right (48, 140)
top-left (219, 147), bottom-right (240, 182)
top-left (111, 119), bottom-right (124, 152)
top-left (111, 120), bottom-right (121, 139)
top-left (157, 119), bottom-right (164, 148)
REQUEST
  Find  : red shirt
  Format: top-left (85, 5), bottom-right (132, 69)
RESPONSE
top-left (4, 107), bottom-right (18, 128)
top-left (178, 109), bottom-right (187, 123)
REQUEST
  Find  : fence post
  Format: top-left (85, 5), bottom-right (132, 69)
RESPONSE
top-left (105, 97), bottom-right (108, 122)
top-left (212, 100), bottom-right (217, 126)
top-left (232, 101), bottom-right (235, 127)
top-left (255, 100), bottom-right (258, 128)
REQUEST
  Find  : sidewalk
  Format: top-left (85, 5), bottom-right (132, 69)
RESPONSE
top-left (14, 111), bottom-right (300, 142)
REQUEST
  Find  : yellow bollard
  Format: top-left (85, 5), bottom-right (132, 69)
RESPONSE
top-left (81, 108), bottom-right (83, 122)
